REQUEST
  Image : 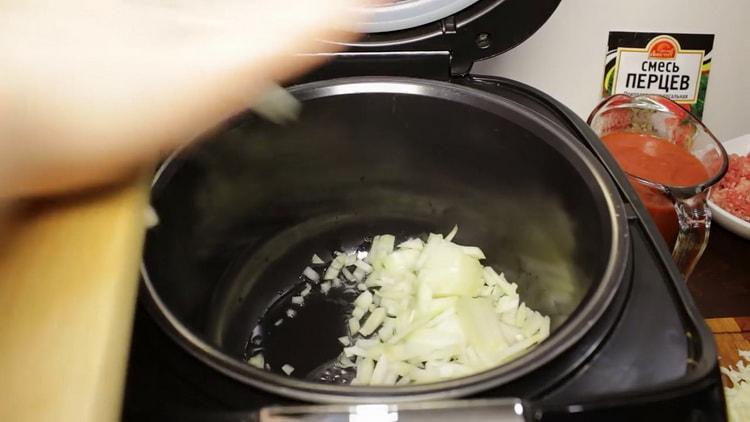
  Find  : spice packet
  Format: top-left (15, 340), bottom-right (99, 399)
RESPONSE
top-left (602, 32), bottom-right (714, 118)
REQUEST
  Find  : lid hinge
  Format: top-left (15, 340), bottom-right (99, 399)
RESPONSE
top-left (440, 16), bottom-right (473, 76)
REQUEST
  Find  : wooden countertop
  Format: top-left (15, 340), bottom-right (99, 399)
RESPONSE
top-left (690, 225), bottom-right (749, 376)
top-left (690, 225), bottom-right (750, 319)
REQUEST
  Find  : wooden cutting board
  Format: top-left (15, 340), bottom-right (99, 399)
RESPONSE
top-left (706, 317), bottom-right (750, 383)
top-left (0, 177), bottom-right (149, 422)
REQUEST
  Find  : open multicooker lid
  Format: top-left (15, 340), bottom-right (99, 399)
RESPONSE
top-left (327, 0), bottom-right (560, 74)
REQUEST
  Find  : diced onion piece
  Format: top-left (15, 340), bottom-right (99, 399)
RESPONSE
top-left (338, 336), bottom-right (351, 346)
top-left (483, 267), bottom-right (517, 296)
top-left (348, 317), bottom-right (361, 335)
top-left (459, 245), bottom-right (486, 260)
top-left (354, 291), bottom-right (373, 309)
top-left (352, 307), bottom-right (366, 321)
top-left (495, 295), bottom-right (520, 314)
top-left (339, 356), bottom-right (356, 368)
top-left (286, 309), bottom-right (296, 318)
top-left (355, 338), bottom-right (381, 349)
top-left (367, 235), bottom-right (396, 269)
top-left (281, 364), bottom-right (295, 375)
top-left (359, 307), bottom-right (387, 336)
top-left (311, 254), bottom-right (325, 265)
top-left (353, 358), bottom-right (375, 385)
top-left (378, 318), bottom-right (396, 342)
top-left (300, 284), bottom-right (312, 297)
top-left (343, 345), bottom-right (367, 358)
top-left (445, 225), bottom-right (458, 242)
top-left (291, 296), bottom-right (304, 305)
top-left (342, 268), bottom-right (356, 282)
top-left (353, 268), bottom-right (367, 282)
top-left (324, 266), bottom-right (340, 280)
top-left (370, 355), bottom-right (390, 385)
top-left (303, 267), bottom-right (320, 282)
top-left (324, 256), bottom-right (345, 280)
top-left (248, 353), bottom-right (264, 369)
top-left (354, 260), bottom-right (374, 273)
top-left (320, 281), bottom-right (331, 294)
top-left (398, 238), bottom-right (424, 250)
top-left (345, 254), bottom-right (357, 266)
top-left (418, 238), bottom-right (483, 297)
top-left (274, 319), bottom-right (283, 326)
top-left (383, 249), bottom-right (420, 274)
top-left (252, 83), bottom-right (301, 124)
top-left (357, 283), bottom-right (367, 291)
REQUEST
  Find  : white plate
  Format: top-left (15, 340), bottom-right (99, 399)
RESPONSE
top-left (707, 134), bottom-right (750, 240)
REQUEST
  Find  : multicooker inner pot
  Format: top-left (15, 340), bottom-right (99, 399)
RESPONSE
top-left (129, 1), bottom-right (727, 420)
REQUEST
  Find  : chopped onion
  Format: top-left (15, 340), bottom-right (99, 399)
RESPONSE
top-left (256, 227), bottom-right (552, 386)
top-left (352, 358), bottom-right (375, 385)
top-left (354, 291), bottom-right (373, 308)
top-left (445, 225), bottom-right (458, 242)
top-left (352, 307), bottom-right (366, 321)
top-left (367, 235), bottom-right (395, 269)
top-left (339, 356), bottom-right (356, 368)
top-left (378, 318), bottom-right (396, 342)
top-left (320, 281), bottom-right (331, 294)
top-left (398, 238), bottom-right (424, 250)
top-left (360, 307), bottom-right (387, 336)
top-left (281, 364), bottom-right (295, 375)
top-left (342, 268), bottom-right (356, 282)
top-left (370, 354), bottom-right (390, 385)
top-left (353, 268), bottom-right (367, 282)
top-left (354, 260), bottom-right (374, 273)
top-left (252, 83), bottom-right (301, 124)
top-left (248, 353), bottom-right (264, 369)
top-left (274, 319), bottom-right (283, 327)
top-left (303, 267), bottom-right (320, 282)
top-left (344, 345), bottom-right (367, 358)
top-left (329, 227), bottom-right (551, 385)
top-left (345, 254), bottom-right (357, 266)
top-left (348, 318), bottom-right (361, 335)
top-left (324, 255), bottom-right (346, 280)
top-left (458, 245), bottom-right (486, 260)
top-left (324, 267), bottom-right (340, 280)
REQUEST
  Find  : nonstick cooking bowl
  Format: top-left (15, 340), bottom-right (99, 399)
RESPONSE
top-left (141, 77), bottom-right (629, 403)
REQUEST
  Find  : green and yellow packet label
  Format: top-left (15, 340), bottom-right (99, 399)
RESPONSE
top-left (602, 32), bottom-right (714, 118)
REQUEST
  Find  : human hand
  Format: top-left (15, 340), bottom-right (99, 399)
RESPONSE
top-left (0, 0), bottom-right (360, 198)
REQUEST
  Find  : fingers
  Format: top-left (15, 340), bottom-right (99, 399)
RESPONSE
top-left (0, 0), bottom-right (365, 198)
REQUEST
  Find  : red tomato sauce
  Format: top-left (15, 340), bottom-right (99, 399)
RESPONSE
top-left (601, 132), bottom-right (709, 246)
